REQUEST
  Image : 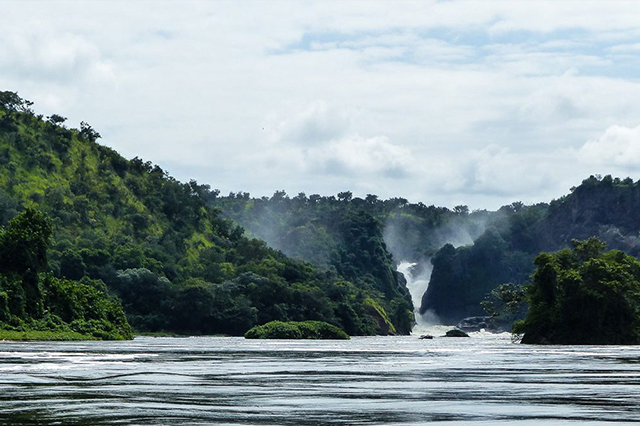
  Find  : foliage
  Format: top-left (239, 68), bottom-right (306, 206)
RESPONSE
top-left (209, 187), bottom-right (525, 330)
top-left (480, 283), bottom-right (528, 328)
top-left (9, 92), bottom-right (639, 339)
top-left (0, 209), bottom-right (132, 340)
top-left (421, 228), bottom-right (534, 324)
top-left (209, 190), bottom-right (485, 334)
top-left (0, 329), bottom-right (93, 341)
top-left (424, 174), bottom-right (640, 324)
top-left (514, 238), bottom-right (640, 345)
top-left (0, 208), bottom-right (51, 276)
top-left (244, 320), bottom-right (349, 340)
top-left (0, 91), bottom-right (401, 337)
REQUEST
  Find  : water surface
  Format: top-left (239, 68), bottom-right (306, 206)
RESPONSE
top-left (1, 331), bottom-right (640, 425)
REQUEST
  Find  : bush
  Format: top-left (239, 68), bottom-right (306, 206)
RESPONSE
top-left (244, 320), bottom-right (349, 340)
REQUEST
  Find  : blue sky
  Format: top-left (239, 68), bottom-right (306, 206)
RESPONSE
top-left (2, 1), bottom-right (640, 209)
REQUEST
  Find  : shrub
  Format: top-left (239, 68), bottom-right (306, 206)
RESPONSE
top-left (244, 320), bottom-right (349, 340)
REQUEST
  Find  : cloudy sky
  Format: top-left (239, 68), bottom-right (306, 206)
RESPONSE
top-left (2, 1), bottom-right (640, 209)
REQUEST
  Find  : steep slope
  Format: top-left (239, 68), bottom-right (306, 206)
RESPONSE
top-left (210, 191), bottom-right (491, 329)
top-left (530, 176), bottom-right (640, 256)
top-left (0, 91), bottom-right (407, 336)
top-left (209, 193), bottom-right (421, 333)
top-left (422, 176), bottom-right (640, 324)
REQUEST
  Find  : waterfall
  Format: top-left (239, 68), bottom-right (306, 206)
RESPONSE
top-left (397, 260), bottom-right (438, 327)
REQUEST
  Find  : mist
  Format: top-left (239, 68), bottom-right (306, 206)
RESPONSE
top-left (383, 209), bottom-right (491, 327)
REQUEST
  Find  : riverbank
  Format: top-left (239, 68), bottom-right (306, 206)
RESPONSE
top-left (0, 330), bottom-right (96, 341)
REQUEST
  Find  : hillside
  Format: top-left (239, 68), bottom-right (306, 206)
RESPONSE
top-left (213, 175), bottom-right (640, 328)
top-left (0, 91), bottom-right (412, 336)
top-left (422, 176), bottom-right (640, 324)
top-left (4, 90), bottom-right (636, 335)
top-left (210, 191), bottom-right (489, 294)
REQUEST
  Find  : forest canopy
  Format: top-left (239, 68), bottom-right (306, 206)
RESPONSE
top-left (0, 208), bottom-right (132, 340)
top-left (0, 91), bottom-right (413, 337)
top-left (514, 237), bottom-right (640, 345)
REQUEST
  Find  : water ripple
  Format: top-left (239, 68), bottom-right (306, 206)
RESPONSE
top-left (1, 336), bottom-right (640, 425)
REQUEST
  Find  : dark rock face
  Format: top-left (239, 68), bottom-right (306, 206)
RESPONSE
top-left (520, 333), bottom-right (550, 345)
top-left (531, 179), bottom-right (640, 257)
top-left (421, 177), bottom-right (640, 326)
top-left (420, 231), bottom-right (526, 325)
top-left (444, 329), bottom-right (469, 338)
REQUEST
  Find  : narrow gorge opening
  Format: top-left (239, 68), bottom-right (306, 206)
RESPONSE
top-left (397, 260), bottom-right (438, 329)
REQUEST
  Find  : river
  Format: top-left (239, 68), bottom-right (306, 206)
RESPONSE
top-left (2, 332), bottom-right (640, 425)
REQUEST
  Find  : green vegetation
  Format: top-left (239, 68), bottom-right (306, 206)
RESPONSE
top-left (211, 192), bottom-right (486, 277)
top-left (514, 238), bottom-right (640, 345)
top-left (5, 90), bottom-right (639, 339)
top-left (244, 320), bottom-right (349, 340)
top-left (423, 176), bottom-right (640, 324)
top-left (421, 203), bottom-right (548, 323)
top-left (0, 91), bottom-right (408, 337)
top-left (208, 191), bottom-right (490, 334)
top-left (0, 209), bottom-right (132, 340)
top-left (480, 283), bottom-right (528, 329)
top-left (0, 329), bottom-right (94, 341)
top-left (211, 169), bottom-right (640, 329)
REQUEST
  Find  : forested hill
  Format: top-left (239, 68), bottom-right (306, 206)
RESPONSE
top-left (211, 176), bottom-right (640, 327)
top-left (0, 91), bottom-right (413, 336)
top-left (422, 176), bottom-right (640, 324)
top-left (529, 176), bottom-right (640, 256)
top-left (209, 191), bottom-right (489, 282)
top-left (4, 90), bottom-right (635, 335)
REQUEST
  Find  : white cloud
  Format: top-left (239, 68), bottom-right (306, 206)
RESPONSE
top-left (267, 101), bottom-right (352, 146)
top-left (308, 135), bottom-right (412, 178)
top-left (0, 32), bottom-right (114, 84)
top-left (434, 146), bottom-right (556, 197)
top-left (579, 124), bottom-right (640, 168)
top-left (1, 1), bottom-right (640, 209)
top-left (607, 43), bottom-right (640, 53)
top-left (263, 102), bottom-right (414, 179)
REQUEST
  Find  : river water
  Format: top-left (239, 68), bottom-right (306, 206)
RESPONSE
top-left (2, 331), bottom-right (640, 425)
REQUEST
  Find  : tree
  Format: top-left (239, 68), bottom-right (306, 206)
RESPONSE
top-left (59, 249), bottom-right (86, 281)
top-left (337, 191), bottom-right (353, 202)
top-left (0, 208), bottom-right (52, 275)
top-left (365, 194), bottom-right (379, 205)
top-left (453, 205), bottom-right (469, 216)
top-left (514, 238), bottom-right (640, 345)
top-left (0, 91), bottom-right (33, 114)
top-left (79, 121), bottom-right (101, 142)
top-left (47, 114), bottom-right (67, 126)
top-left (0, 209), bottom-right (52, 316)
top-left (481, 283), bottom-right (527, 326)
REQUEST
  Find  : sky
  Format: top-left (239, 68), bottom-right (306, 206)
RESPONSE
top-left (1, 1), bottom-right (640, 210)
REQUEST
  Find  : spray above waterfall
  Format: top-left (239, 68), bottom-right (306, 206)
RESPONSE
top-left (385, 211), bottom-right (490, 330)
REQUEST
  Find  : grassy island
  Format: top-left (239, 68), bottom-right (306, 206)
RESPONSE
top-left (244, 320), bottom-right (350, 340)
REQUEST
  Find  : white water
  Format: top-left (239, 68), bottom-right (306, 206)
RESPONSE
top-left (3, 336), bottom-right (640, 424)
top-left (397, 236), bottom-right (478, 333)
top-left (397, 260), bottom-right (441, 329)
